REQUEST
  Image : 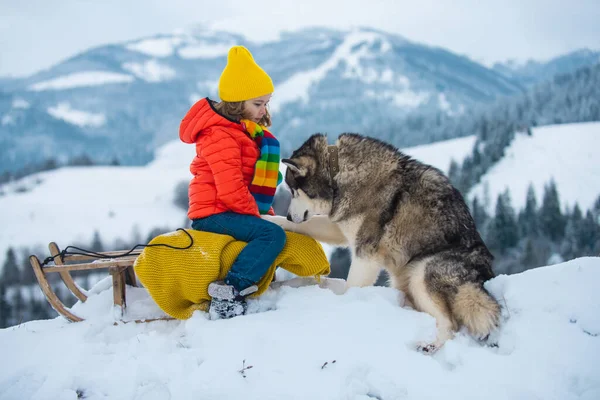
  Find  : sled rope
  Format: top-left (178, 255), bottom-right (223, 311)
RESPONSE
top-left (40, 228), bottom-right (194, 267)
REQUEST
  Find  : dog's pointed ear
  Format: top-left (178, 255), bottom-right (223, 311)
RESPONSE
top-left (282, 158), bottom-right (306, 177)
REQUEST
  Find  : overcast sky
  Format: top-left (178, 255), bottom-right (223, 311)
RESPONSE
top-left (0, 0), bottom-right (599, 77)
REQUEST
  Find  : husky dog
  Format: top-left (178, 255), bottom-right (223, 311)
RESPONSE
top-left (263, 133), bottom-right (500, 352)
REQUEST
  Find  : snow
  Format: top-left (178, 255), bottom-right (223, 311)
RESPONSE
top-left (1, 257), bottom-right (599, 399)
top-left (1, 115), bottom-right (14, 126)
top-left (178, 42), bottom-right (234, 59)
top-left (365, 88), bottom-right (430, 109)
top-left (469, 122), bottom-right (600, 213)
top-left (403, 134), bottom-right (477, 174)
top-left (438, 92), bottom-right (452, 113)
top-left (390, 90), bottom-right (430, 108)
top-left (122, 60), bottom-right (176, 82)
top-left (271, 30), bottom-right (392, 112)
top-left (380, 68), bottom-right (394, 83)
top-left (126, 37), bottom-right (184, 57)
top-left (47, 102), bottom-right (106, 127)
top-left (11, 98), bottom-right (30, 109)
top-left (28, 71), bottom-right (134, 91)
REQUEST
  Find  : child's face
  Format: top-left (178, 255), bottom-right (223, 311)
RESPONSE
top-left (243, 94), bottom-right (272, 123)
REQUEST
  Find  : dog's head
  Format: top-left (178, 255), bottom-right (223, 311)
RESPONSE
top-left (281, 134), bottom-right (335, 223)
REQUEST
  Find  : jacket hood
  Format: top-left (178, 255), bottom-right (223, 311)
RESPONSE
top-left (179, 98), bottom-right (242, 143)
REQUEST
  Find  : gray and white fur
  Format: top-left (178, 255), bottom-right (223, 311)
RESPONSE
top-left (264, 133), bottom-right (501, 353)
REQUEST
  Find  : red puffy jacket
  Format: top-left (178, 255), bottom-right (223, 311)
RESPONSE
top-left (179, 98), bottom-right (261, 220)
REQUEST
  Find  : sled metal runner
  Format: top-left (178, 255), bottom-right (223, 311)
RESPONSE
top-left (29, 242), bottom-right (172, 323)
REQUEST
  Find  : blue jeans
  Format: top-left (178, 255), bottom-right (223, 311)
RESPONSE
top-left (191, 212), bottom-right (286, 291)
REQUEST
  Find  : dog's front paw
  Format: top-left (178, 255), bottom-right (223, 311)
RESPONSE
top-left (262, 215), bottom-right (294, 230)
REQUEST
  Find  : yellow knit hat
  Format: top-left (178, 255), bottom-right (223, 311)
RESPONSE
top-left (218, 46), bottom-right (274, 102)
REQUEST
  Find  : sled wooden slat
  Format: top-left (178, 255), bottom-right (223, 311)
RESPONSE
top-left (42, 259), bottom-right (138, 273)
top-left (49, 242), bottom-right (88, 302)
top-left (29, 255), bottom-right (84, 322)
top-left (113, 317), bottom-right (174, 326)
top-left (62, 250), bottom-right (143, 263)
top-left (110, 266), bottom-right (127, 317)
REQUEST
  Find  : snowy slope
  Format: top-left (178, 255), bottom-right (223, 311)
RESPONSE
top-left (402, 134), bottom-right (477, 174)
top-left (469, 122), bottom-right (600, 213)
top-left (1, 257), bottom-right (599, 400)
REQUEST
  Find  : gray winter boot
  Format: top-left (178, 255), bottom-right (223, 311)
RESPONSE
top-left (207, 281), bottom-right (258, 320)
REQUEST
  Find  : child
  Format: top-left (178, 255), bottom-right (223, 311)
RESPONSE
top-left (179, 46), bottom-right (286, 319)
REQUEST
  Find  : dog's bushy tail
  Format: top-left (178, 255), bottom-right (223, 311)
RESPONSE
top-left (452, 283), bottom-right (500, 338)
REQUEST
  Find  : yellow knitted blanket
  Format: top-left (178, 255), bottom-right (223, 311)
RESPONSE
top-left (134, 229), bottom-right (330, 319)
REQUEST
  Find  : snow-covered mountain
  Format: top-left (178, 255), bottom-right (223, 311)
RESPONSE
top-left (493, 49), bottom-right (600, 87)
top-left (0, 122), bottom-right (598, 268)
top-left (0, 26), bottom-right (527, 174)
top-left (1, 256), bottom-right (599, 399)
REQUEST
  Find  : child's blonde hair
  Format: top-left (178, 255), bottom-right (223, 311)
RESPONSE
top-left (214, 101), bottom-right (272, 128)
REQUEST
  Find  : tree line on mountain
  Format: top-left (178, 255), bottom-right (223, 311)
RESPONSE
top-left (366, 63), bottom-right (600, 194)
top-left (448, 63), bottom-right (600, 195)
top-left (470, 182), bottom-right (600, 275)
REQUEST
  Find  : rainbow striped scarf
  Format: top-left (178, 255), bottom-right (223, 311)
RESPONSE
top-left (241, 119), bottom-right (282, 215)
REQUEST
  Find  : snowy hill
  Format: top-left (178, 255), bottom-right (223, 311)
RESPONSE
top-left (469, 121), bottom-right (600, 214)
top-left (402, 134), bottom-right (477, 174)
top-left (1, 121), bottom-right (598, 267)
top-left (1, 257), bottom-right (599, 399)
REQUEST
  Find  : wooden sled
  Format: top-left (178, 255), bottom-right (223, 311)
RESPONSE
top-left (29, 242), bottom-right (346, 323)
top-left (29, 242), bottom-right (171, 323)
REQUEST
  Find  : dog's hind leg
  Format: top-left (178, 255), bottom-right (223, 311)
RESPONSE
top-left (407, 260), bottom-right (457, 354)
top-left (346, 255), bottom-right (381, 288)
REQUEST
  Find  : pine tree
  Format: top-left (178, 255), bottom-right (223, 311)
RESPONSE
top-left (593, 195), bottom-right (600, 223)
top-left (20, 249), bottom-right (37, 285)
top-left (10, 288), bottom-right (25, 326)
top-left (539, 180), bottom-right (566, 242)
top-left (1, 248), bottom-right (21, 286)
top-left (561, 204), bottom-right (583, 261)
top-left (91, 231), bottom-right (104, 253)
top-left (457, 156), bottom-right (474, 195)
top-left (471, 196), bottom-right (488, 232)
top-left (173, 181), bottom-right (189, 212)
top-left (519, 184), bottom-right (539, 237)
top-left (0, 282), bottom-right (9, 328)
top-left (29, 287), bottom-right (51, 321)
top-left (580, 210), bottom-right (600, 256)
top-left (448, 159), bottom-right (460, 186)
top-left (489, 190), bottom-right (519, 252)
top-left (521, 238), bottom-right (538, 269)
